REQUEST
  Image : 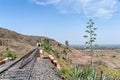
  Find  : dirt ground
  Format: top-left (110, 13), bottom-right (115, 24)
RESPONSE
top-left (66, 48), bottom-right (120, 70)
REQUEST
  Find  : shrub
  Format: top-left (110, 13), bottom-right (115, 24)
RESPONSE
top-left (0, 39), bottom-right (2, 46)
top-left (96, 54), bottom-right (99, 57)
top-left (0, 56), bottom-right (4, 60)
top-left (61, 68), bottom-right (68, 74)
top-left (54, 70), bottom-right (61, 77)
top-left (61, 67), bottom-right (72, 79)
top-left (61, 65), bottom-right (120, 80)
top-left (43, 39), bottom-right (52, 54)
top-left (111, 55), bottom-right (116, 58)
top-left (54, 51), bottom-right (60, 58)
top-left (4, 51), bottom-right (16, 59)
top-left (100, 54), bottom-right (105, 57)
top-left (63, 49), bottom-right (67, 55)
top-left (79, 67), bottom-right (97, 80)
top-left (65, 40), bottom-right (69, 47)
top-left (58, 43), bottom-right (61, 47)
top-left (71, 66), bottom-right (81, 80)
top-left (96, 65), bottom-right (120, 80)
top-left (64, 66), bottom-right (97, 80)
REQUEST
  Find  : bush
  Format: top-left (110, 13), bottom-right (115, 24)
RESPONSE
top-left (61, 68), bottom-right (68, 74)
top-left (58, 43), bottom-right (61, 47)
top-left (111, 55), bottom-right (116, 58)
top-left (63, 49), bottom-right (67, 55)
top-left (60, 65), bottom-right (120, 80)
top-left (54, 70), bottom-right (61, 77)
top-left (63, 66), bottom-right (97, 80)
top-left (54, 51), bottom-right (60, 59)
top-left (43, 39), bottom-right (52, 54)
top-left (4, 51), bottom-right (16, 59)
top-left (0, 56), bottom-right (4, 60)
top-left (71, 66), bottom-right (81, 80)
top-left (79, 67), bottom-right (97, 80)
top-left (100, 54), bottom-right (105, 57)
top-left (0, 39), bottom-right (2, 46)
top-left (96, 65), bottom-right (120, 80)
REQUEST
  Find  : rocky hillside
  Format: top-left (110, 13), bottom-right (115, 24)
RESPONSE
top-left (0, 27), bottom-right (91, 66)
top-left (1, 27), bottom-right (120, 70)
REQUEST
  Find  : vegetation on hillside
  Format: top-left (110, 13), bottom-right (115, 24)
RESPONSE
top-left (1, 27), bottom-right (120, 80)
top-left (55, 65), bottom-right (120, 80)
top-left (42, 38), bottom-right (52, 54)
top-left (71, 45), bottom-right (120, 50)
top-left (4, 51), bottom-right (16, 59)
top-left (0, 51), bottom-right (16, 60)
top-left (65, 40), bottom-right (69, 47)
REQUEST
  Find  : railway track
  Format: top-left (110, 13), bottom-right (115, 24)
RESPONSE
top-left (32, 58), bottom-right (62, 80)
top-left (0, 47), bottom-right (39, 80)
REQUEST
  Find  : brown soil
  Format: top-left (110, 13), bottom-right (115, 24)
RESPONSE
top-left (81, 49), bottom-right (120, 69)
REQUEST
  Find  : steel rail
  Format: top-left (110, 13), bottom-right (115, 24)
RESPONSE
top-left (0, 47), bottom-right (40, 80)
top-left (19, 48), bottom-right (38, 69)
top-left (0, 48), bottom-right (36, 74)
top-left (26, 48), bottom-right (39, 80)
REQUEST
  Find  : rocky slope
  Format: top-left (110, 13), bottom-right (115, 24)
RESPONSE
top-left (0, 27), bottom-right (91, 66)
top-left (1, 27), bottom-right (120, 69)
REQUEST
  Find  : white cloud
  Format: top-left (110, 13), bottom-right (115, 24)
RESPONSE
top-left (33, 0), bottom-right (60, 6)
top-left (32, 0), bottom-right (120, 18)
top-left (83, 0), bottom-right (119, 18)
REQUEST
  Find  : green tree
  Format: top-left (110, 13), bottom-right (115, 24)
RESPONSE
top-left (43, 38), bottom-right (52, 53)
top-left (63, 49), bottom-right (67, 55)
top-left (6, 39), bottom-right (9, 50)
top-left (65, 40), bottom-right (69, 47)
top-left (83, 19), bottom-right (98, 67)
top-left (0, 39), bottom-right (2, 46)
top-left (58, 43), bottom-right (61, 47)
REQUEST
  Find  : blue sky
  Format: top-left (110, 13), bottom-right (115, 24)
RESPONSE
top-left (0, 0), bottom-right (120, 45)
